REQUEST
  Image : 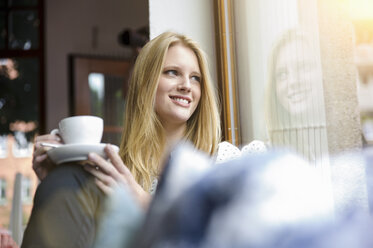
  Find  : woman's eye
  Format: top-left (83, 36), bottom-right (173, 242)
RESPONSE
top-left (191, 75), bottom-right (201, 82)
top-left (276, 70), bottom-right (288, 81)
top-left (164, 70), bottom-right (178, 76)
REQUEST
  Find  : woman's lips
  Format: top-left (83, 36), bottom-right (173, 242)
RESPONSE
top-left (169, 95), bottom-right (192, 107)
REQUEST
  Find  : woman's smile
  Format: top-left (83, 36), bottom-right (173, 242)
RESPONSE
top-left (169, 95), bottom-right (192, 107)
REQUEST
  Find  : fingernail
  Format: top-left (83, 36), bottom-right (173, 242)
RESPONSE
top-left (105, 144), bottom-right (113, 152)
top-left (88, 152), bottom-right (96, 160)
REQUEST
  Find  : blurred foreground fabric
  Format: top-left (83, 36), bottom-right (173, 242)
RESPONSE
top-left (96, 144), bottom-right (373, 248)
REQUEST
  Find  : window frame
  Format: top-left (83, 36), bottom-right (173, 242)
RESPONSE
top-left (213, 0), bottom-right (241, 146)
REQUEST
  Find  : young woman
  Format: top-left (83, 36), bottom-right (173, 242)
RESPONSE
top-left (21, 31), bottom-right (221, 248)
top-left (265, 28), bottom-right (327, 165)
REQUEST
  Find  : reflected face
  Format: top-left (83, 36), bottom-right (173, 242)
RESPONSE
top-left (275, 39), bottom-right (320, 115)
top-left (155, 43), bottom-right (201, 128)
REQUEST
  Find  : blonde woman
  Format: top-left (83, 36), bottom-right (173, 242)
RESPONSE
top-left (22, 31), bottom-right (221, 248)
top-left (265, 28), bottom-right (327, 164)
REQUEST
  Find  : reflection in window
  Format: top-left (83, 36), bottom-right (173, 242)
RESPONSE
top-left (0, 135), bottom-right (8, 158)
top-left (266, 29), bottom-right (327, 165)
top-left (12, 130), bottom-right (34, 157)
top-left (351, 1), bottom-right (373, 147)
top-left (9, 10), bottom-right (39, 50)
top-left (88, 73), bottom-right (105, 118)
top-left (88, 72), bottom-right (125, 145)
top-left (9, 0), bottom-right (39, 7)
top-left (0, 58), bottom-right (39, 139)
top-left (0, 11), bottom-right (5, 49)
top-left (234, 0), bottom-right (329, 168)
top-left (0, 0), bottom-right (42, 229)
top-left (22, 176), bottom-right (32, 204)
top-left (0, 178), bottom-right (6, 205)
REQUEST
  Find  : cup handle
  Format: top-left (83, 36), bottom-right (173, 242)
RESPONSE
top-left (50, 129), bottom-right (60, 136)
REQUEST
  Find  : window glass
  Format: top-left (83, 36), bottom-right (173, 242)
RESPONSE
top-left (0, 57), bottom-right (39, 155)
top-left (234, 0), bottom-right (329, 168)
top-left (0, 135), bottom-right (8, 158)
top-left (88, 72), bottom-right (125, 145)
top-left (0, 11), bottom-right (5, 49)
top-left (8, 10), bottom-right (39, 50)
top-left (0, 178), bottom-right (6, 205)
top-left (0, 0), bottom-right (41, 230)
top-left (350, 1), bottom-right (373, 146)
top-left (9, 0), bottom-right (38, 7)
top-left (22, 176), bottom-right (32, 204)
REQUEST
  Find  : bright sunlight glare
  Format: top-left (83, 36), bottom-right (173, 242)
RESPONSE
top-left (349, 0), bottom-right (373, 20)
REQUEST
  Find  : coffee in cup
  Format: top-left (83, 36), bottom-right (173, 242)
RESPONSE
top-left (51, 115), bottom-right (103, 144)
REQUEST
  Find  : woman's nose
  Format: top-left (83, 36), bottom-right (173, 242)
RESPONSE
top-left (287, 70), bottom-right (299, 88)
top-left (177, 77), bottom-right (192, 92)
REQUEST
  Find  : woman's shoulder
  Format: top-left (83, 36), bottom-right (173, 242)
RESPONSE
top-left (216, 140), bottom-right (267, 164)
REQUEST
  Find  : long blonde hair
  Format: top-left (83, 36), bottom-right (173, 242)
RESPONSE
top-left (119, 31), bottom-right (221, 191)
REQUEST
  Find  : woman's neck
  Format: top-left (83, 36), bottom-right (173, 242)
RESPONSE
top-left (163, 123), bottom-right (186, 151)
top-left (157, 123), bottom-right (186, 171)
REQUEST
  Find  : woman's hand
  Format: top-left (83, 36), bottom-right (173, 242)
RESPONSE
top-left (85, 144), bottom-right (151, 209)
top-left (0, 228), bottom-right (19, 248)
top-left (32, 134), bottom-right (62, 180)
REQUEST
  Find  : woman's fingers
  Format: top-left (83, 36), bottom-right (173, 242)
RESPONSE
top-left (88, 153), bottom-right (113, 173)
top-left (35, 133), bottom-right (61, 145)
top-left (84, 165), bottom-right (127, 195)
top-left (84, 164), bottom-right (121, 186)
top-left (94, 178), bottom-right (114, 195)
top-left (87, 152), bottom-right (126, 184)
top-left (104, 144), bottom-right (136, 183)
top-left (33, 134), bottom-right (62, 159)
top-left (32, 154), bottom-right (47, 170)
top-left (32, 134), bottom-right (62, 181)
top-left (86, 147), bottom-right (150, 208)
top-left (104, 145), bottom-right (126, 173)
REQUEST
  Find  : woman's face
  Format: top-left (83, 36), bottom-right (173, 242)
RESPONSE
top-left (275, 39), bottom-right (321, 115)
top-left (155, 43), bottom-right (201, 127)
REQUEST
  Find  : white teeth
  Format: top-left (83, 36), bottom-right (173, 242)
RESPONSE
top-left (172, 97), bottom-right (189, 104)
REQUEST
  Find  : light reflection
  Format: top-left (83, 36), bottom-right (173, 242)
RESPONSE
top-left (0, 58), bottom-right (19, 80)
top-left (88, 73), bottom-right (105, 101)
top-left (348, 0), bottom-right (373, 20)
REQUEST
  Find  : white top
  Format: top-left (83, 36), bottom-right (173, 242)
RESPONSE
top-left (215, 140), bottom-right (267, 164)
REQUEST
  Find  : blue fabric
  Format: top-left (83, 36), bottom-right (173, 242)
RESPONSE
top-left (132, 146), bottom-right (373, 248)
top-left (93, 186), bottom-right (144, 248)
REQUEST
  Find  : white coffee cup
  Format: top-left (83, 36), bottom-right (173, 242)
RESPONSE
top-left (51, 115), bottom-right (103, 144)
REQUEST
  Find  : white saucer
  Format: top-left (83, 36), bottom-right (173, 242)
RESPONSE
top-left (47, 143), bottom-right (119, 164)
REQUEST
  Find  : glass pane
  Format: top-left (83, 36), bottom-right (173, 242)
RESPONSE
top-left (88, 73), bottom-right (105, 118)
top-left (0, 178), bottom-right (6, 206)
top-left (9, 10), bottom-right (39, 50)
top-left (22, 176), bottom-right (32, 204)
top-left (234, 1), bottom-right (329, 168)
top-left (0, 57), bottom-right (39, 138)
top-left (0, 11), bottom-right (5, 49)
top-left (0, 57), bottom-right (39, 227)
top-left (9, 0), bottom-right (38, 7)
top-left (0, 1), bottom-right (6, 8)
top-left (88, 73), bottom-right (125, 145)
